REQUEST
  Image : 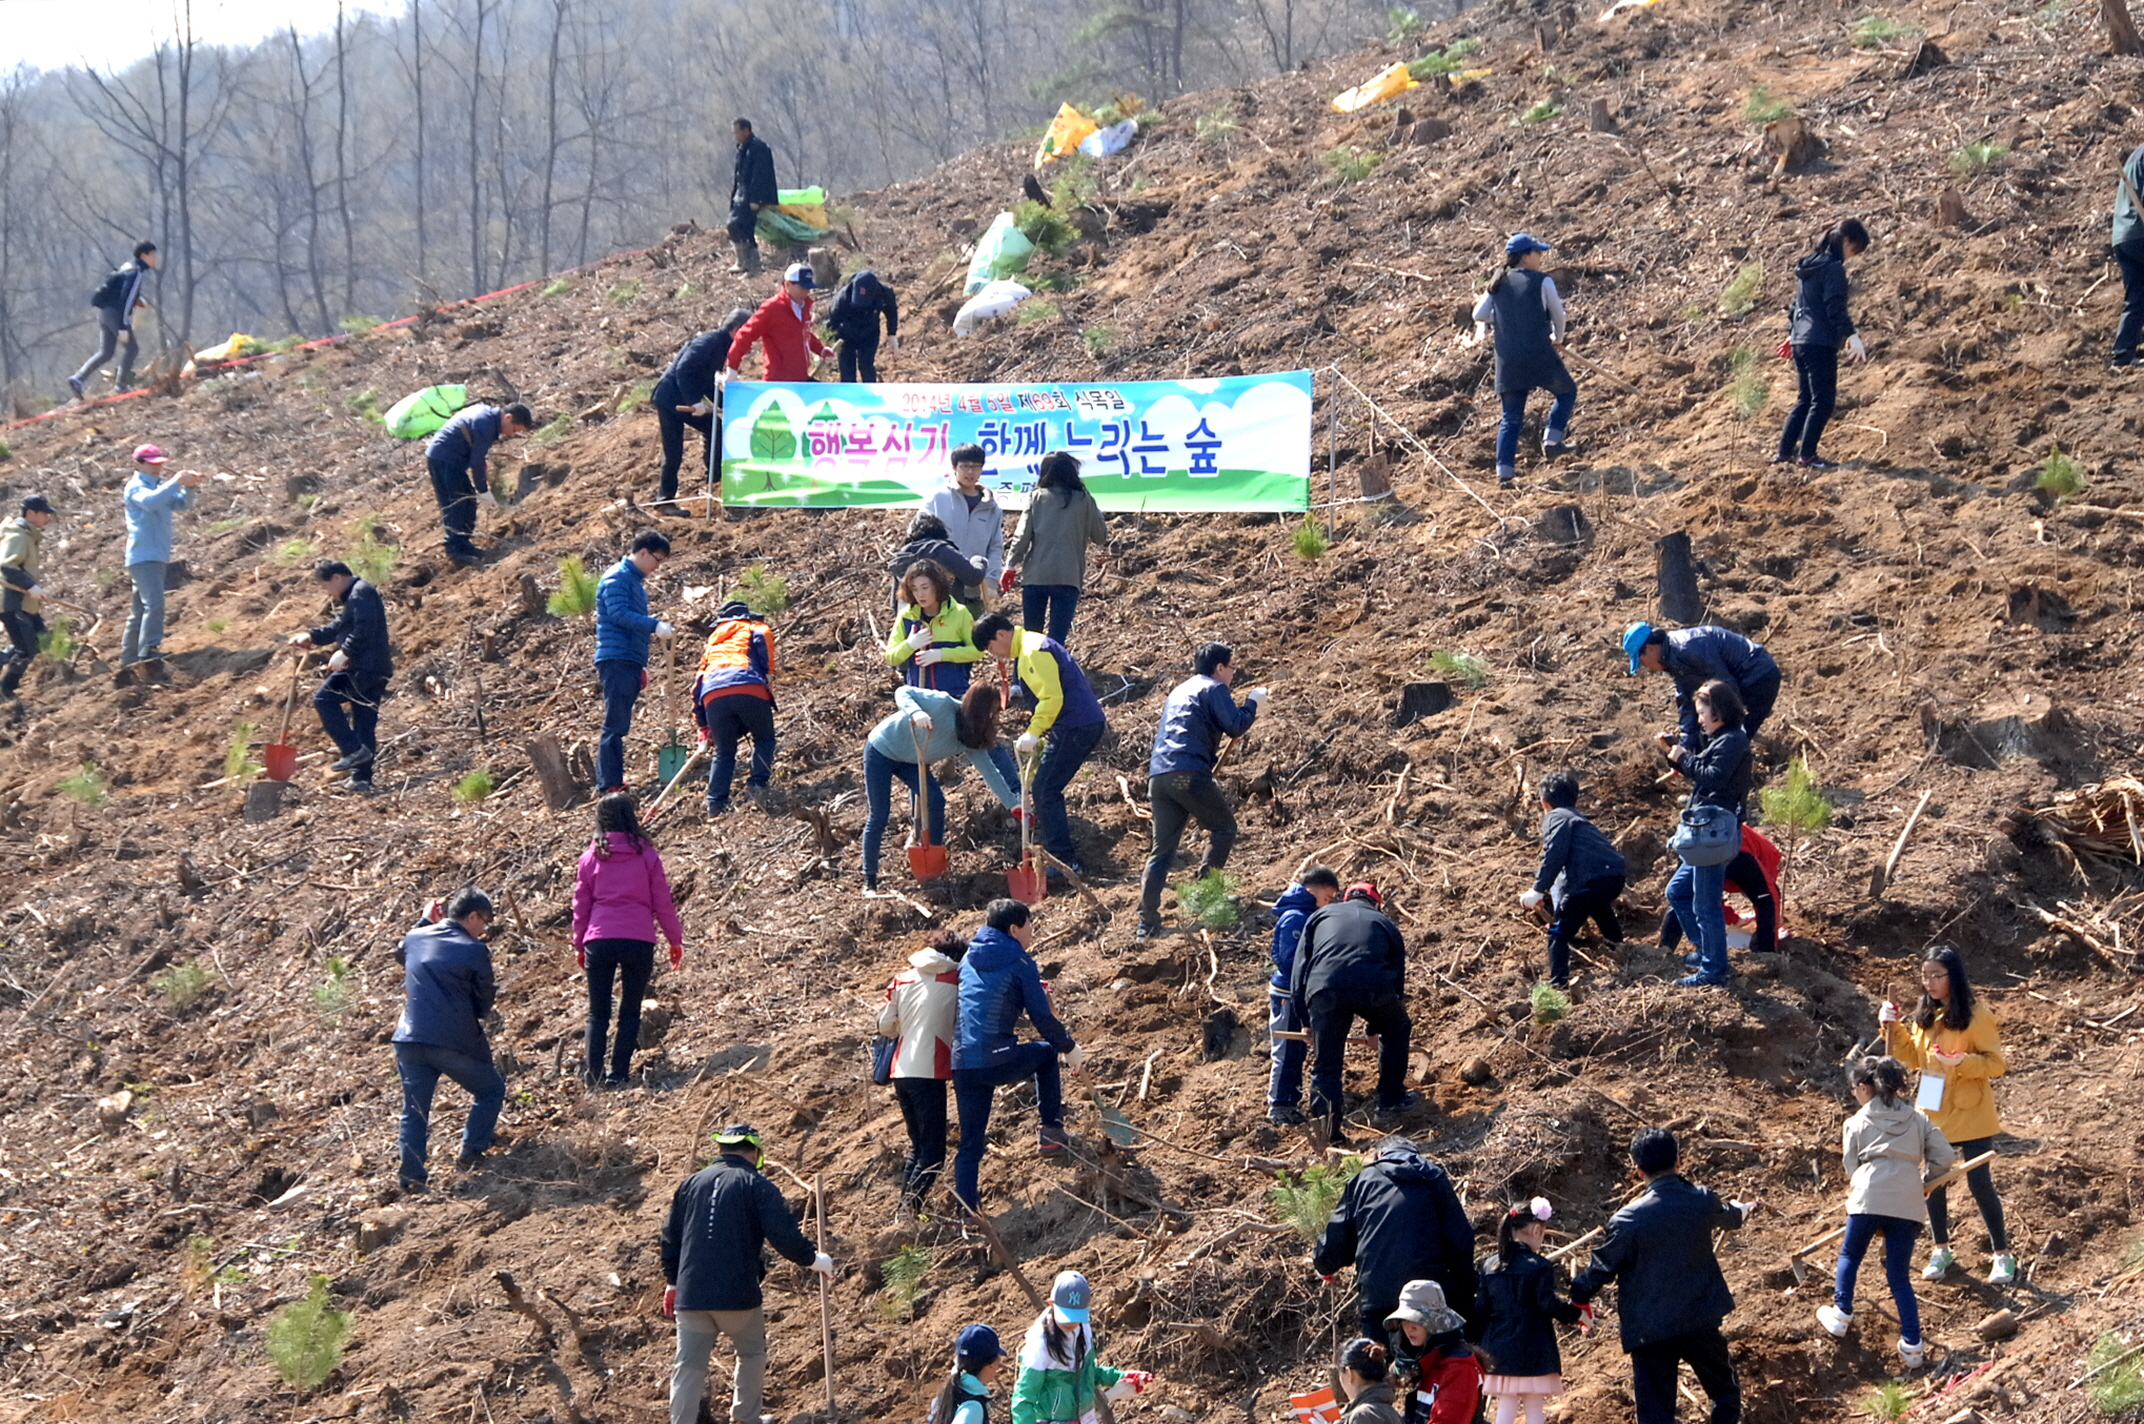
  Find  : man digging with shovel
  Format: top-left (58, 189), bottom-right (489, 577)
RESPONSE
top-left (287, 560), bottom-right (392, 795)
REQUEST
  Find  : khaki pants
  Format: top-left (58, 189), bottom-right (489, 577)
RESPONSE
top-left (671, 1306), bottom-right (767, 1424)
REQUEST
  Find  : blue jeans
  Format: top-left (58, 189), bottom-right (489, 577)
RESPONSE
top-left (315, 672), bottom-right (387, 774)
top-left (1835, 1213), bottom-right (1923, 1345)
top-left (1021, 585), bottom-right (1081, 647)
top-left (584, 938), bottom-right (655, 1083)
top-left (394, 1040), bottom-right (505, 1186)
top-left (703, 695), bottom-right (776, 810)
top-left (1668, 855), bottom-right (1730, 981)
top-left (121, 561), bottom-right (167, 663)
top-left (1032, 718), bottom-right (1105, 866)
top-left (861, 743), bottom-right (945, 886)
top-left (1496, 386), bottom-right (1576, 478)
top-left (1268, 989), bottom-right (1306, 1109)
top-left (951, 1043), bottom-right (1063, 1209)
top-left (596, 660), bottom-right (644, 789)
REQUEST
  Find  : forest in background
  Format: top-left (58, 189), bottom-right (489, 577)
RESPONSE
top-left (0, 0), bottom-right (1428, 402)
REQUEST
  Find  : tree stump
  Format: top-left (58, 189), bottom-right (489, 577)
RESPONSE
top-left (1540, 503), bottom-right (1593, 545)
top-left (1935, 188), bottom-right (1970, 228)
top-left (808, 246), bottom-right (843, 291)
top-left (244, 780), bottom-right (288, 823)
top-left (1587, 98), bottom-right (1617, 133)
top-left (1408, 117), bottom-right (1453, 146)
top-left (1761, 115), bottom-right (1821, 176)
top-left (1392, 681), bottom-right (1455, 727)
top-left (1656, 531), bottom-right (1704, 623)
top-left (1921, 693), bottom-right (2087, 769)
top-left (528, 734), bottom-right (588, 811)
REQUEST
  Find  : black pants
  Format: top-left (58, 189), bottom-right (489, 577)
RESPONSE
top-left (704, 695), bottom-right (776, 810)
top-left (583, 937), bottom-right (655, 1083)
top-left (652, 377), bottom-right (715, 503)
top-left (1629, 1326), bottom-right (1740, 1424)
top-left (892, 1075), bottom-right (949, 1208)
top-left (838, 335), bottom-right (881, 383)
top-left (1741, 670), bottom-right (1781, 746)
top-left (0, 599), bottom-right (41, 692)
top-left (1307, 994), bottom-right (1411, 1119)
top-left (1138, 770), bottom-right (1238, 925)
top-left (426, 449), bottom-right (480, 555)
top-left (1545, 875), bottom-right (1624, 986)
top-left (1926, 1134), bottom-right (2008, 1251)
top-left (1659, 851), bottom-right (1777, 954)
top-left (2116, 243), bottom-right (2144, 364)
top-left (727, 201), bottom-right (761, 269)
top-left (1777, 344), bottom-right (1839, 462)
top-left (315, 672), bottom-right (387, 778)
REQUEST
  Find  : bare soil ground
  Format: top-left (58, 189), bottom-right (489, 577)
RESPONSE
top-left (3, 0), bottom-right (2143, 1420)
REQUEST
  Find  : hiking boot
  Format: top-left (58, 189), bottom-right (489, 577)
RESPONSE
top-left (1037, 1124), bottom-right (1071, 1156)
top-left (1798, 456), bottom-right (1839, 470)
top-left (1987, 1252), bottom-right (2018, 1286)
top-left (67, 376), bottom-right (85, 399)
top-left (1816, 1305), bottom-right (1852, 1338)
top-left (1268, 1104), bottom-right (1307, 1126)
top-left (447, 548), bottom-right (484, 568)
top-left (1542, 439), bottom-right (1572, 460)
top-left (343, 777), bottom-right (378, 796)
top-left (1921, 1246), bottom-right (1955, 1280)
top-left (706, 801), bottom-right (731, 818)
top-left (1133, 921), bottom-right (1159, 941)
top-left (1675, 973), bottom-right (1729, 988)
top-left (331, 749), bottom-right (374, 772)
top-left (1371, 1093), bottom-right (1421, 1124)
top-left (397, 1176), bottom-right (429, 1195)
top-left (1898, 1337), bottom-right (1927, 1369)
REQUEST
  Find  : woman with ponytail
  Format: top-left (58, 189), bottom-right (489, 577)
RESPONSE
top-left (1474, 1198), bottom-right (1588, 1424)
top-left (928, 1324), bottom-right (1006, 1424)
top-left (1337, 1337), bottom-right (1404, 1424)
top-left (1776, 218), bottom-right (1871, 469)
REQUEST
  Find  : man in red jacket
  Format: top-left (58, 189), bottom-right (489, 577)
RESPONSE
top-left (725, 264), bottom-right (833, 383)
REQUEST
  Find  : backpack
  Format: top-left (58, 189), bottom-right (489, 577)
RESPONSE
top-left (385, 384), bottom-right (471, 440)
top-left (89, 266), bottom-right (129, 311)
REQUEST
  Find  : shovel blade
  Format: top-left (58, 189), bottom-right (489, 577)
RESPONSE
top-left (908, 844), bottom-right (949, 882)
top-left (262, 743), bottom-right (298, 782)
top-left (1006, 864), bottom-right (1048, 906)
top-left (657, 742), bottom-right (693, 783)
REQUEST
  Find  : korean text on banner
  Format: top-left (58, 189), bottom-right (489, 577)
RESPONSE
top-left (718, 373), bottom-right (1313, 514)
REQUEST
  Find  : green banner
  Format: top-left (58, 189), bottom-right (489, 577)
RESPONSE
top-left (719, 371), bottom-right (1313, 512)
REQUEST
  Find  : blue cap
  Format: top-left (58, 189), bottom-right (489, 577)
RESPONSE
top-left (1049, 1270), bottom-right (1092, 1323)
top-left (783, 261), bottom-right (816, 288)
top-left (955, 1323), bottom-right (1003, 1364)
top-left (1506, 232), bottom-right (1553, 258)
top-left (1622, 622), bottom-right (1656, 674)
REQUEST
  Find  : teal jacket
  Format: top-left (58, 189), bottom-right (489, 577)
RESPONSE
top-left (866, 686), bottom-right (1017, 809)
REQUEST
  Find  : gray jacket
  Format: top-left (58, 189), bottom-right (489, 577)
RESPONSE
top-left (1008, 488), bottom-right (1108, 589)
top-left (924, 482), bottom-right (1006, 584)
top-left (1842, 1098), bottom-right (1954, 1222)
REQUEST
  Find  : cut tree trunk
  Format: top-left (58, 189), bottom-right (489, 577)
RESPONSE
top-left (2108, 0), bottom-right (2144, 55)
top-left (1656, 531), bottom-right (1704, 623)
top-left (527, 734), bottom-right (587, 811)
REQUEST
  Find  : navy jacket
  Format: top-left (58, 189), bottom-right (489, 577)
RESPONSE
top-left (1660, 626), bottom-right (1778, 753)
top-left (1148, 674), bottom-right (1257, 777)
top-left (1486, 267), bottom-right (1573, 397)
top-left (594, 556), bottom-right (658, 667)
top-left (392, 920), bottom-right (495, 1061)
top-left (427, 405), bottom-right (507, 484)
top-left (1570, 1173), bottom-right (1745, 1351)
top-left (888, 535), bottom-right (985, 601)
top-left (1313, 1139), bottom-right (1479, 1327)
top-left (732, 135), bottom-right (778, 209)
top-left (826, 272), bottom-right (900, 344)
top-left (1291, 897), bottom-right (1406, 1011)
top-left (1788, 250), bottom-right (1855, 350)
top-left (309, 577), bottom-right (392, 684)
top-left (91, 260), bottom-right (151, 328)
top-left (1532, 807), bottom-right (1626, 898)
top-left (1474, 1247), bottom-right (1583, 1377)
top-left (659, 1154), bottom-right (817, 1311)
top-left (2114, 142), bottom-right (2144, 250)
top-left (1678, 725), bottom-right (1752, 820)
top-left (654, 329), bottom-right (735, 407)
top-left (1268, 883), bottom-right (1319, 991)
top-left (954, 926), bottom-right (1073, 1071)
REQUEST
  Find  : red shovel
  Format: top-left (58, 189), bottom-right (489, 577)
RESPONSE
top-left (262, 653), bottom-right (301, 782)
top-left (906, 722), bottom-right (948, 882)
top-left (1006, 741), bottom-right (1047, 905)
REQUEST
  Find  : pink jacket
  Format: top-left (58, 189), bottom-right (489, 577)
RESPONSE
top-left (875, 947), bottom-right (960, 1080)
top-left (571, 833), bottom-right (684, 950)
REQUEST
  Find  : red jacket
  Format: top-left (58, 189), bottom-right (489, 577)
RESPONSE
top-left (1730, 824), bottom-right (1783, 905)
top-left (727, 291), bottom-right (831, 381)
top-left (1410, 1351), bottom-right (1482, 1424)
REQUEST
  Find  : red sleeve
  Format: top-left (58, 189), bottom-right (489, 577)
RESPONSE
top-left (1425, 1358), bottom-right (1482, 1424)
top-left (728, 303), bottom-right (769, 371)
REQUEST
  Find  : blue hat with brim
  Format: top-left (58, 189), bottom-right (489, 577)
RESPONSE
top-left (1506, 232), bottom-right (1554, 258)
top-left (1049, 1270), bottom-right (1092, 1323)
top-left (1622, 622), bottom-right (1656, 674)
top-left (956, 1323), bottom-right (1003, 1363)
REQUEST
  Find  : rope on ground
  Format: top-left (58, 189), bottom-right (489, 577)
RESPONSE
top-left (1326, 365), bottom-right (1507, 528)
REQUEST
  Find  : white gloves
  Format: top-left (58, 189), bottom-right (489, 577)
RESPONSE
top-left (655, 621), bottom-right (675, 640)
top-left (1519, 890), bottom-right (1544, 911)
top-left (1064, 1043), bottom-right (1088, 1074)
top-left (1879, 1000), bottom-right (1900, 1024)
top-left (478, 489), bottom-right (499, 509)
top-left (717, 368), bottom-right (733, 387)
top-left (689, 397), bottom-right (715, 417)
top-left (915, 648), bottom-right (944, 667)
top-left (909, 710), bottom-right (933, 731)
top-left (1104, 1379), bottom-right (1138, 1402)
top-left (1846, 334), bottom-right (1868, 363)
top-left (327, 649), bottom-right (349, 672)
top-left (811, 1252), bottom-right (836, 1280)
top-left (286, 632), bottom-right (313, 648)
top-left (906, 624), bottom-right (935, 651)
top-left (1246, 686), bottom-right (1269, 706)
top-left (1016, 733), bottom-right (1039, 755)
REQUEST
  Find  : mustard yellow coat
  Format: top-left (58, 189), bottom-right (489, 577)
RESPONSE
top-left (1883, 1003), bottom-right (2006, 1142)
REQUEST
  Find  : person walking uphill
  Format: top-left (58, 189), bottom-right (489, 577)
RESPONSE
top-left (119, 445), bottom-right (200, 670)
top-left (926, 444), bottom-right (1006, 619)
top-left (1520, 770), bottom-right (1627, 989)
top-left (1570, 1127), bottom-right (1759, 1424)
top-left (1009, 1272), bottom-right (1152, 1424)
top-left (659, 1123), bottom-right (836, 1424)
top-left (861, 683), bottom-right (1017, 892)
top-left (693, 599), bottom-right (777, 815)
top-left (2111, 140), bottom-right (2144, 368)
top-left (1005, 451), bottom-right (1109, 647)
top-left (68, 240), bottom-right (157, 399)
top-left (1293, 884), bottom-right (1415, 1129)
top-left (1815, 1056), bottom-right (1954, 1369)
top-left (1266, 866), bottom-right (1341, 1126)
top-left (1137, 642), bottom-right (1266, 939)
top-left (571, 792), bottom-right (684, 1088)
top-left (1314, 1134), bottom-right (1478, 1340)
top-left (877, 927), bottom-right (970, 1214)
top-left (727, 264), bottom-right (833, 383)
top-left (425, 401), bottom-right (533, 566)
top-left (391, 888), bottom-right (506, 1192)
top-left (727, 119), bottom-right (780, 277)
top-left (0, 495), bottom-right (56, 699)
top-left (1776, 219), bottom-right (1871, 469)
top-left (827, 269), bottom-right (901, 383)
top-left (286, 560), bottom-right (393, 793)
top-left (1624, 621), bottom-right (1782, 755)
top-left (652, 308), bottom-right (752, 509)
top-left (952, 899), bottom-right (1085, 1211)
top-left (594, 530), bottom-right (676, 795)
top-left (1468, 233), bottom-right (1576, 489)
top-left (974, 614), bottom-right (1107, 876)
top-left (1881, 945), bottom-right (2016, 1285)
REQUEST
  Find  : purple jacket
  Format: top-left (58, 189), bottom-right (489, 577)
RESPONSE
top-left (572, 832), bottom-right (685, 950)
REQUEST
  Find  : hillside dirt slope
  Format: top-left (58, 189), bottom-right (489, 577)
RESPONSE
top-left (3, 0), bottom-right (2144, 1420)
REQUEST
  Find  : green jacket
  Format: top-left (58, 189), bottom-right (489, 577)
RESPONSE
top-left (0, 516), bottom-right (44, 614)
top-left (1010, 1318), bottom-right (1124, 1424)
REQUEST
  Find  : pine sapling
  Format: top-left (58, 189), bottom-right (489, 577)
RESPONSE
top-left (549, 555), bottom-right (599, 617)
top-left (1758, 754), bottom-right (1832, 901)
top-left (266, 1273), bottom-right (351, 1390)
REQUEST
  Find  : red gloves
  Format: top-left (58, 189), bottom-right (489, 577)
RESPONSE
top-left (696, 726), bottom-right (710, 746)
top-left (1011, 806), bottom-right (1026, 825)
top-left (668, 943), bottom-right (684, 970)
top-left (662, 1286), bottom-right (677, 1319)
top-left (1320, 1274), bottom-right (1336, 1285)
top-left (1122, 1371), bottom-right (1154, 1395)
top-left (1775, 338), bottom-right (1793, 359)
top-left (999, 568), bottom-right (1017, 594)
top-left (576, 945), bottom-right (587, 969)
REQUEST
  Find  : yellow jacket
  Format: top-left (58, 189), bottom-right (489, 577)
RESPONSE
top-left (1883, 1003), bottom-right (2005, 1142)
top-left (882, 600), bottom-right (983, 674)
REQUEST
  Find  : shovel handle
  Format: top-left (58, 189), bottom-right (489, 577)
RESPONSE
top-left (277, 652), bottom-right (302, 745)
top-left (1793, 1150), bottom-right (1997, 1258)
top-left (910, 720), bottom-right (933, 850)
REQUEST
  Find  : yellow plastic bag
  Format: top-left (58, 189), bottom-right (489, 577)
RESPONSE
top-left (1330, 62), bottom-right (1419, 113)
top-left (776, 186), bottom-right (830, 230)
top-left (1035, 103), bottom-right (1099, 169)
top-left (194, 332), bottom-right (260, 364)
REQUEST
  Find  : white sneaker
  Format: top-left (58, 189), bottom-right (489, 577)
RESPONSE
top-left (1816, 1305), bottom-right (1853, 1338)
top-left (1987, 1252), bottom-right (2018, 1286)
top-left (1921, 1246), bottom-right (1955, 1280)
top-left (1899, 1337), bottom-right (1927, 1369)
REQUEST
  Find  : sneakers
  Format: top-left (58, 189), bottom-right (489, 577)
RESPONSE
top-left (1497, 468), bottom-right (1517, 489)
top-left (1816, 1305), bottom-right (1852, 1338)
top-left (331, 749), bottom-right (375, 772)
top-left (1371, 1092), bottom-right (1421, 1124)
top-left (1987, 1252), bottom-right (2018, 1285)
top-left (1798, 456), bottom-right (1839, 470)
top-left (1541, 439), bottom-right (1572, 460)
top-left (1921, 1246), bottom-right (1955, 1280)
top-left (1268, 1104), bottom-right (1307, 1126)
top-left (1899, 1337), bottom-right (1927, 1369)
top-left (342, 777), bottom-right (378, 796)
top-left (1037, 1124), bottom-right (1070, 1156)
top-left (1133, 921), bottom-right (1158, 941)
top-left (1675, 973), bottom-right (1729, 988)
top-left (454, 1152), bottom-right (485, 1170)
top-left (67, 376), bottom-right (85, 399)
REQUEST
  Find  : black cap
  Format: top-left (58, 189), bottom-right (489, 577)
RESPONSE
top-left (20, 495), bottom-right (54, 515)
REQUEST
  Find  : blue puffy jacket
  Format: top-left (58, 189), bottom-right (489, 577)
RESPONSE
top-left (1268, 883), bottom-right (1319, 991)
top-left (1661, 625), bottom-right (1778, 753)
top-left (954, 926), bottom-right (1074, 1071)
top-left (660, 1153), bottom-right (818, 1311)
top-left (122, 470), bottom-right (193, 567)
top-left (1148, 674), bottom-right (1258, 777)
top-left (594, 556), bottom-right (658, 666)
top-left (392, 921), bottom-right (495, 1061)
top-left (308, 577), bottom-right (393, 683)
